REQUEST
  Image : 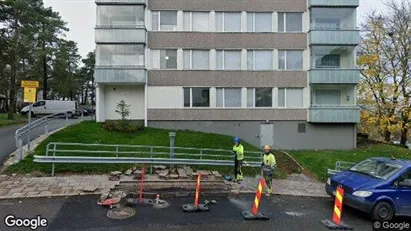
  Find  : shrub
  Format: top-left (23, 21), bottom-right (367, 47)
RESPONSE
top-left (101, 120), bottom-right (144, 133)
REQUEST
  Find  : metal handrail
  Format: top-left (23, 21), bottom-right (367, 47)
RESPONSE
top-left (327, 161), bottom-right (357, 175)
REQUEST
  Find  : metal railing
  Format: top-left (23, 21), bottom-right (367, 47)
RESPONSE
top-left (34, 142), bottom-right (264, 176)
top-left (327, 161), bottom-right (357, 175)
top-left (15, 112), bottom-right (84, 161)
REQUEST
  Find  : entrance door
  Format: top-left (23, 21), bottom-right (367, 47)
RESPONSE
top-left (260, 123), bottom-right (274, 149)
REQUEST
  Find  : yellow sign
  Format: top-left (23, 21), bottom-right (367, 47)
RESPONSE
top-left (21, 80), bottom-right (39, 88)
top-left (24, 87), bottom-right (36, 103)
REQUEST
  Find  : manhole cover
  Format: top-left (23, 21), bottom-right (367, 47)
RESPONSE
top-left (106, 207), bottom-right (136, 219)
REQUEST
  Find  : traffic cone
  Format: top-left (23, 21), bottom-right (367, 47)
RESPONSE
top-left (321, 186), bottom-right (353, 230)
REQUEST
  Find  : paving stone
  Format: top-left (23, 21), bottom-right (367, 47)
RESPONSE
top-left (211, 171), bottom-right (222, 177)
top-left (110, 171), bottom-right (122, 176)
top-left (134, 170), bottom-right (143, 178)
top-left (83, 186), bottom-right (98, 192)
top-left (26, 191), bottom-right (40, 196)
top-left (153, 165), bottom-right (167, 170)
top-left (169, 174), bottom-right (179, 179)
top-left (22, 187), bottom-right (38, 192)
top-left (10, 192), bottom-right (26, 198)
top-left (37, 187), bottom-right (50, 192)
top-left (183, 166), bottom-right (193, 176)
top-left (109, 175), bottom-right (120, 181)
top-left (124, 169), bottom-right (133, 176)
top-left (198, 170), bottom-right (211, 176)
top-left (177, 168), bottom-right (187, 178)
top-left (158, 169), bottom-right (169, 178)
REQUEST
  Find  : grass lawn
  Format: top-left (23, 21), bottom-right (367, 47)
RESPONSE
top-left (6, 121), bottom-right (287, 179)
top-left (288, 142), bottom-right (411, 182)
top-left (0, 113), bottom-right (27, 127)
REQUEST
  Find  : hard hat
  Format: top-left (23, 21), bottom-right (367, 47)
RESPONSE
top-left (263, 145), bottom-right (271, 150)
top-left (234, 137), bottom-right (241, 143)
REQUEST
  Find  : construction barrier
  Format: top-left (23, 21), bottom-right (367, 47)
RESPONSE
top-left (321, 186), bottom-right (353, 230)
top-left (241, 178), bottom-right (269, 220)
top-left (182, 173), bottom-right (209, 212)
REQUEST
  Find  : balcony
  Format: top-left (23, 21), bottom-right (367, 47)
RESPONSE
top-left (309, 0), bottom-right (359, 8)
top-left (310, 69), bottom-right (360, 84)
top-left (95, 28), bottom-right (146, 44)
top-left (95, 0), bottom-right (146, 5)
top-left (95, 67), bottom-right (146, 84)
top-left (308, 106), bottom-right (360, 123)
top-left (309, 30), bottom-right (360, 45)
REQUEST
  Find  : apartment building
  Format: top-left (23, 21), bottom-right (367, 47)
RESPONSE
top-left (94, 0), bottom-right (361, 150)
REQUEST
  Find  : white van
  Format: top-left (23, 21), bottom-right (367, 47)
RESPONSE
top-left (21, 100), bottom-right (78, 118)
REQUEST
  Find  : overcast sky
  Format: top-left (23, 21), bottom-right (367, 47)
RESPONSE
top-left (43, 0), bottom-right (396, 58)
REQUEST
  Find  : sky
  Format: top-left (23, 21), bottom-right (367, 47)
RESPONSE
top-left (43, 0), bottom-right (398, 58)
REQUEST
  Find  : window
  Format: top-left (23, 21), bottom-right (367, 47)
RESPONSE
top-left (183, 12), bottom-right (209, 31)
top-left (216, 12), bottom-right (241, 32)
top-left (315, 54), bottom-right (340, 68)
top-left (33, 101), bottom-right (45, 107)
top-left (298, 123), bottom-right (306, 133)
top-left (278, 13), bottom-right (303, 32)
top-left (216, 88), bottom-right (242, 107)
top-left (247, 88), bottom-right (272, 107)
top-left (97, 45), bottom-right (145, 66)
top-left (314, 89), bottom-right (341, 105)
top-left (152, 11), bottom-right (177, 31)
top-left (183, 88), bottom-right (210, 107)
top-left (247, 13), bottom-right (272, 32)
top-left (97, 5), bottom-right (144, 27)
top-left (183, 50), bottom-right (209, 70)
top-left (247, 50), bottom-right (273, 70)
top-left (278, 88), bottom-right (303, 108)
top-left (216, 50), bottom-right (241, 70)
top-left (279, 50), bottom-right (303, 70)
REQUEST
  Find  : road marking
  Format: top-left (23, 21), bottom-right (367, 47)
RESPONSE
top-left (285, 211), bottom-right (304, 217)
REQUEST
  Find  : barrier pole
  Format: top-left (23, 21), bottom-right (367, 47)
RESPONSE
top-left (332, 186), bottom-right (344, 225)
top-left (194, 173), bottom-right (202, 208)
top-left (139, 165), bottom-right (146, 203)
top-left (252, 178), bottom-right (265, 216)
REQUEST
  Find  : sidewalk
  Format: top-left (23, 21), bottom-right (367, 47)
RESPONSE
top-left (0, 173), bottom-right (328, 200)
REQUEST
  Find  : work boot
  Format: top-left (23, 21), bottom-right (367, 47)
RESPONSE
top-left (265, 188), bottom-right (272, 197)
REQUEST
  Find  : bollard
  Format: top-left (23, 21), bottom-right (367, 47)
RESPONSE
top-left (241, 178), bottom-right (269, 220)
top-left (182, 173), bottom-right (209, 212)
top-left (169, 132), bottom-right (176, 169)
top-left (321, 186), bottom-right (353, 230)
top-left (17, 136), bottom-right (23, 161)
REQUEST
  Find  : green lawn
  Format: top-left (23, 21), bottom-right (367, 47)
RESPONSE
top-left (288, 144), bottom-right (411, 182)
top-left (6, 121), bottom-right (288, 178)
top-left (0, 113), bottom-right (27, 127)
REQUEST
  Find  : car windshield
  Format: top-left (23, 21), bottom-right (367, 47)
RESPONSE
top-left (349, 159), bottom-right (403, 179)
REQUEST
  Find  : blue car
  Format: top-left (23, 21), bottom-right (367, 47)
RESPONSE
top-left (325, 157), bottom-right (411, 221)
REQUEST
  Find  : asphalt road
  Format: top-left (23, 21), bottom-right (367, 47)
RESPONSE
top-left (0, 116), bottom-right (89, 165)
top-left (0, 195), bottom-right (376, 231)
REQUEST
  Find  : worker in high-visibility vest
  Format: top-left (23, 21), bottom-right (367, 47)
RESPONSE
top-left (261, 144), bottom-right (276, 196)
top-left (232, 137), bottom-right (244, 182)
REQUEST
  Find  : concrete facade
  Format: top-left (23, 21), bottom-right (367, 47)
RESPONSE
top-left (94, 0), bottom-right (361, 150)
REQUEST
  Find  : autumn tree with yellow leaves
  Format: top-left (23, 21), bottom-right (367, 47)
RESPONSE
top-left (358, 0), bottom-right (411, 144)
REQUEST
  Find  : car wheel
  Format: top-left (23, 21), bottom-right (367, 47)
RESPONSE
top-left (66, 112), bottom-right (73, 119)
top-left (372, 201), bottom-right (394, 221)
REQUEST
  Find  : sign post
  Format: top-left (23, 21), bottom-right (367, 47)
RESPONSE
top-left (21, 81), bottom-right (39, 151)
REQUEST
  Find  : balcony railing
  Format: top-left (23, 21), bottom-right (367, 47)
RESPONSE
top-left (95, 0), bottom-right (146, 5)
top-left (309, 68), bottom-right (360, 84)
top-left (95, 28), bottom-right (146, 44)
top-left (308, 105), bottom-right (360, 123)
top-left (309, 0), bottom-right (359, 7)
top-left (309, 30), bottom-right (360, 45)
top-left (95, 66), bottom-right (146, 84)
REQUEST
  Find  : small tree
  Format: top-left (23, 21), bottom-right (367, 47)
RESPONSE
top-left (115, 100), bottom-right (130, 120)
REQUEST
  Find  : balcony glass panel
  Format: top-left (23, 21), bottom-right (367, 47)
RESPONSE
top-left (311, 85), bottom-right (356, 107)
top-left (309, 30), bottom-right (360, 45)
top-left (97, 5), bottom-right (144, 27)
top-left (311, 46), bottom-right (355, 68)
top-left (311, 8), bottom-right (356, 30)
top-left (95, 28), bottom-right (146, 43)
top-left (94, 68), bottom-right (146, 84)
top-left (308, 107), bottom-right (360, 123)
top-left (96, 44), bottom-right (145, 67)
top-left (96, 0), bottom-right (146, 4)
top-left (309, 0), bottom-right (359, 7)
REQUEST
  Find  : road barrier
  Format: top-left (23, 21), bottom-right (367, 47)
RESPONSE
top-left (327, 161), bottom-right (356, 175)
top-left (321, 186), bottom-right (353, 230)
top-left (33, 142), bottom-right (263, 176)
top-left (182, 173), bottom-right (209, 213)
top-left (241, 177), bottom-right (269, 220)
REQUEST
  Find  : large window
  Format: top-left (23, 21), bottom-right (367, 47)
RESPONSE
top-left (279, 50), bottom-right (303, 70)
top-left (278, 13), bottom-right (303, 32)
top-left (97, 45), bottom-right (144, 66)
top-left (278, 88), bottom-right (303, 108)
top-left (216, 88), bottom-right (242, 107)
top-left (248, 50), bottom-right (273, 70)
top-left (97, 5), bottom-right (144, 27)
top-left (183, 88), bottom-right (210, 107)
top-left (183, 50), bottom-right (210, 70)
top-left (152, 11), bottom-right (177, 31)
top-left (216, 50), bottom-right (241, 70)
top-left (247, 13), bottom-right (272, 32)
top-left (216, 12), bottom-right (241, 32)
top-left (247, 88), bottom-right (272, 107)
top-left (151, 50), bottom-right (177, 69)
top-left (183, 12), bottom-right (209, 31)
top-left (314, 89), bottom-right (341, 105)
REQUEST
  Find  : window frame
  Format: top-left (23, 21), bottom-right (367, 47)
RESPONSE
top-left (183, 50), bottom-right (210, 70)
top-left (247, 12), bottom-right (273, 32)
top-left (278, 12), bottom-right (303, 32)
top-left (247, 88), bottom-right (273, 108)
top-left (247, 50), bottom-right (273, 71)
top-left (278, 88), bottom-right (304, 108)
top-left (216, 50), bottom-right (242, 70)
top-left (216, 12), bottom-right (242, 32)
top-left (183, 11), bottom-right (210, 32)
top-left (152, 11), bottom-right (178, 31)
top-left (183, 87), bottom-right (210, 108)
top-left (216, 88), bottom-right (242, 108)
top-left (279, 50), bottom-right (304, 70)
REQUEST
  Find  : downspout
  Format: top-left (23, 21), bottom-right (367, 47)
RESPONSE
top-left (144, 6), bottom-right (148, 127)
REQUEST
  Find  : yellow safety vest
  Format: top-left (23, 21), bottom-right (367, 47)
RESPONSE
top-left (263, 153), bottom-right (276, 167)
top-left (233, 144), bottom-right (244, 160)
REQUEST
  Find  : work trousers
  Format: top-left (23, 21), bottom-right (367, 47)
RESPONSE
top-left (234, 158), bottom-right (243, 180)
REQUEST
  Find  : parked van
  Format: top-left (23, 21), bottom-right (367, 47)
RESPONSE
top-left (21, 100), bottom-right (78, 118)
